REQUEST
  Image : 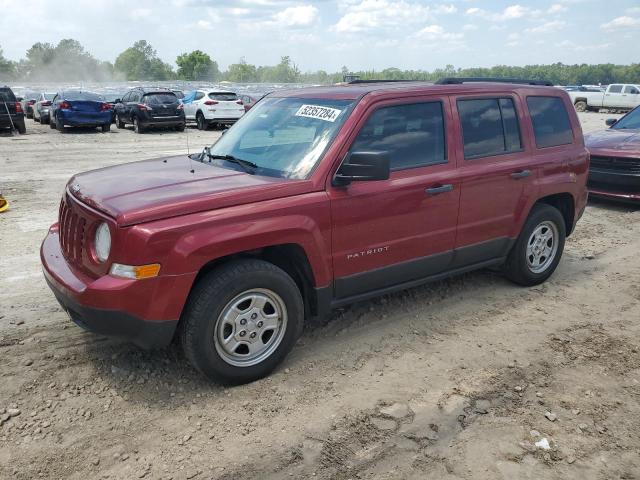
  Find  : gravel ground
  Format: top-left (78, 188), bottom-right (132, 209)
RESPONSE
top-left (1, 112), bottom-right (639, 480)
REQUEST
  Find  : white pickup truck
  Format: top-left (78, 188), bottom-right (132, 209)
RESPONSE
top-left (569, 84), bottom-right (640, 112)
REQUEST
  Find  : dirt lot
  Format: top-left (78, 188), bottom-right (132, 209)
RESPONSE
top-left (1, 112), bottom-right (639, 480)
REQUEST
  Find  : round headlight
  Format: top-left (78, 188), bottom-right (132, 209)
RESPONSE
top-left (94, 222), bottom-right (111, 263)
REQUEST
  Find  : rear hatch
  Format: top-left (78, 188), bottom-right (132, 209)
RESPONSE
top-left (0, 88), bottom-right (18, 115)
top-left (143, 92), bottom-right (181, 117)
top-left (208, 92), bottom-right (244, 115)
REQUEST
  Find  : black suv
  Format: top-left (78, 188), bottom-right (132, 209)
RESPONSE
top-left (0, 86), bottom-right (26, 134)
top-left (114, 87), bottom-right (185, 133)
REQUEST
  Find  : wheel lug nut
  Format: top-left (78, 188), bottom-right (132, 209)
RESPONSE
top-left (250, 332), bottom-right (256, 339)
top-left (257, 321), bottom-right (263, 328)
top-left (239, 330), bottom-right (246, 337)
top-left (240, 319), bottom-right (247, 325)
top-left (251, 313), bottom-right (258, 320)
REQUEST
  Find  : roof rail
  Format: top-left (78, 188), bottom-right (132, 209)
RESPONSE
top-left (348, 79), bottom-right (423, 84)
top-left (435, 77), bottom-right (554, 86)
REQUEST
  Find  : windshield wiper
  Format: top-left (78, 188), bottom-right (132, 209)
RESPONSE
top-left (198, 147), bottom-right (258, 174)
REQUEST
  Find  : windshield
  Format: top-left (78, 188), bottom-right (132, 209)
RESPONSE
top-left (144, 93), bottom-right (178, 105)
top-left (64, 91), bottom-right (103, 101)
top-left (207, 97), bottom-right (354, 179)
top-left (611, 106), bottom-right (640, 130)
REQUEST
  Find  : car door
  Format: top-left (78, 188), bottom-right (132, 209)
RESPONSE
top-left (116, 91), bottom-right (130, 120)
top-left (605, 85), bottom-right (625, 108)
top-left (328, 97), bottom-right (461, 300)
top-left (453, 94), bottom-right (536, 264)
top-left (185, 91), bottom-right (204, 120)
top-left (623, 85), bottom-right (640, 109)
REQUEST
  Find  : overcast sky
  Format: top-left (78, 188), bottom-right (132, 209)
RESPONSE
top-left (1, 0), bottom-right (639, 71)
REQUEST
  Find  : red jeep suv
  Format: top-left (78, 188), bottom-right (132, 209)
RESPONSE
top-left (41, 78), bottom-right (589, 384)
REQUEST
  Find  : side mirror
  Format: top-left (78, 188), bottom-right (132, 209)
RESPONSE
top-left (606, 118), bottom-right (618, 127)
top-left (333, 151), bottom-right (390, 186)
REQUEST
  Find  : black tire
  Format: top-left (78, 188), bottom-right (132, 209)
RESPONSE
top-left (34, 115), bottom-right (40, 123)
top-left (42, 115), bottom-right (49, 125)
top-left (49, 116), bottom-right (56, 129)
top-left (180, 259), bottom-right (304, 384)
top-left (133, 116), bottom-right (145, 134)
top-left (101, 123), bottom-right (111, 133)
top-left (115, 113), bottom-right (125, 129)
top-left (504, 204), bottom-right (566, 286)
top-left (175, 123), bottom-right (185, 132)
top-left (574, 101), bottom-right (587, 113)
top-left (15, 121), bottom-right (26, 134)
top-left (196, 112), bottom-right (207, 130)
top-left (56, 116), bottom-right (65, 132)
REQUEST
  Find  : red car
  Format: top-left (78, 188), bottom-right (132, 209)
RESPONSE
top-left (585, 106), bottom-right (640, 202)
top-left (41, 78), bottom-right (589, 383)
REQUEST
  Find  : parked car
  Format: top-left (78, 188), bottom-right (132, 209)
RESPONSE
top-left (114, 87), bottom-right (185, 133)
top-left (49, 90), bottom-right (112, 133)
top-left (100, 91), bottom-right (125, 123)
top-left (239, 93), bottom-right (264, 112)
top-left (0, 86), bottom-right (26, 134)
top-left (585, 106), bottom-right (640, 202)
top-left (41, 78), bottom-right (588, 384)
top-left (33, 92), bottom-right (56, 124)
top-left (20, 91), bottom-right (38, 119)
top-left (183, 89), bottom-right (244, 129)
top-left (569, 84), bottom-right (640, 112)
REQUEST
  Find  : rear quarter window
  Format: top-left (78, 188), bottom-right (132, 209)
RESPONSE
top-left (526, 96), bottom-right (574, 149)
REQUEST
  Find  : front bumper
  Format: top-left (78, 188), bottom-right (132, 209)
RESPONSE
top-left (588, 170), bottom-right (640, 203)
top-left (40, 226), bottom-right (195, 348)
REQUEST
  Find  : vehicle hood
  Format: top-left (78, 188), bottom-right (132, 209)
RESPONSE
top-left (585, 129), bottom-right (640, 153)
top-left (68, 156), bottom-right (315, 226)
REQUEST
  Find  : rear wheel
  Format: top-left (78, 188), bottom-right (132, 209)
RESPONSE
top-left (504, 204), bottom-right (566, 286)
top-left (15, 121), bottom-right (26, 134)
top-left (133, 117), bottom-right (145, 134)
top-left (115, 113), bottom-right (125, 129)
top-left (196, 112), bottom-right (207, 130)
top-left (56, 116), bottom-right (65, 132)
top-left (101, 123), bottom-right (110, 133)
top-left (574, 101), bottom-right (587, 112)
top-left (49, 116), bottom-right (56, 129)
top-left (180, 259), bottom-right (304, 384)
top-left (175, 123), bottom-right (185, 132)
top-left (34, 115), bottom-right (40, 123)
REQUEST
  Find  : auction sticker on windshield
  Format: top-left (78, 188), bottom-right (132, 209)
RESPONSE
top-left (295, 104), bottom-right (342, 122)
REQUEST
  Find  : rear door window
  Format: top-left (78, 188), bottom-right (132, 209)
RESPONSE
top-left (194, 91), bottom-right (205, 101)
top-left (608, 85), bottom-right (623, 93)
top-left (209, 92), bottom-right (238, 102)
top-left (526, 96), bottom-right (574, 148)
top-left (144, 93), bottom-right (178, 105)
top-left (623, 86), bottom-right (639, 94)
top-left (457, 98), bottom-right (522, 159)
top-left (350, 101), bottom-right (447, 170)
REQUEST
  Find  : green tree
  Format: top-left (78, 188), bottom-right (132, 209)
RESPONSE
top-left (176, 50), bottom-right (219, 81)
top-left (114, 40), bottom-right (175, 81)
top-left (0, 46), bottom-right (16, 81)
top-left (225, 58), bottom-right (258, 82)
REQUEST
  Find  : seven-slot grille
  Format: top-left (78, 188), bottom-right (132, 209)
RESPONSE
top-left (590, 155), bottom-right (640, 174)
top-left (58, 195), bottom-right (87, 264)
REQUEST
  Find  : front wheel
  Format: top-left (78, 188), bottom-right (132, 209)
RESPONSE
top-left (574, 101), bottom-right (587, 112)
top-left (504, 204), bottom-right (566, 286)
top-left (180, 259), bottom-right (304, 384)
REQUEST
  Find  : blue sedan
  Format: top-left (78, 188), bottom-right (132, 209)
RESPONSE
top-left (49, 90), bottom-right (113, 132)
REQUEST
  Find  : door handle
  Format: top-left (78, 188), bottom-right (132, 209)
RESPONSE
top-left (425, 184), bottom-right (454, 195)
top-left (510, 170), bottom-right (530, 179)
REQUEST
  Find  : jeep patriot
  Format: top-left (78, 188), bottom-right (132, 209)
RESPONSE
top-left (41, 78), bottom-right (589, 383)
